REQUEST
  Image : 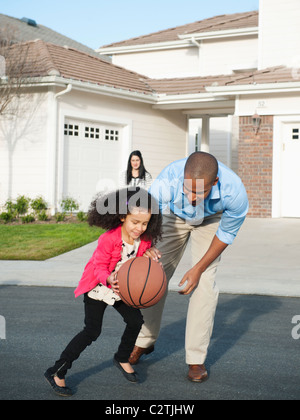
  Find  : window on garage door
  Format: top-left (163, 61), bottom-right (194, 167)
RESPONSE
top-left (63, 119), bottom-right (122, 212)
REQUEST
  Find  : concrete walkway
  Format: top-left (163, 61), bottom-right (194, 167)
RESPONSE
top-left (0, 218), bottom-right (300, 297)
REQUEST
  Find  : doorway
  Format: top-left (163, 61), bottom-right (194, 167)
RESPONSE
top-left (281, 122), bottom-right (300, 217)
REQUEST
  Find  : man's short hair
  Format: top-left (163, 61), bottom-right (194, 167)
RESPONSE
top-left (185, 152), bottom-right (218, 183)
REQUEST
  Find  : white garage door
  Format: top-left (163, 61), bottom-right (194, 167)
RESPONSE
top-left (63, 119), bottom-right (122, 211)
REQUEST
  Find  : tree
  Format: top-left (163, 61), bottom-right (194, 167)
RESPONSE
top-left (0, 27), bottom-right (43, 199)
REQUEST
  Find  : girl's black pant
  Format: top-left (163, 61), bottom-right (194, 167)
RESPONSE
top-left (48, 293), bottom-right (144, 379)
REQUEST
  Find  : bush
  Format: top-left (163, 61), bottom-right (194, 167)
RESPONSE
top-left (31, 196), bottom-right (48, 213)
top-left (55, 212), bottom-right (66, 222)
top-left (37, 210), bottom-right (48, 221)
top-left (77, 211), bottom-right (87, 222)
top-left (0, 212), bottom-right (15, 224)
top-left (61, 197), bottom-right (79, 215)
top-left (15, 195), bottom-right (31, 217)
top-left (21, 214), bottom-right (35, 224)
top-left (4, 199), bottom-right (16, 214)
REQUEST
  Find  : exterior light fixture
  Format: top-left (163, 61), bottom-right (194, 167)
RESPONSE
top-left (252, 113), bottom-right (262, 134)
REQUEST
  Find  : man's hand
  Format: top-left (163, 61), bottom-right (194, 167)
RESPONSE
top-left (143, 247), bottom-right (162, 262)
top-left (178, 265), bottom-right (203, 295)
top-left (178, 235), bottom-right (228, 295)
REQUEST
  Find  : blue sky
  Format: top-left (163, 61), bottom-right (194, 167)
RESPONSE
top-left (1, 0), bottom-right (259, 49)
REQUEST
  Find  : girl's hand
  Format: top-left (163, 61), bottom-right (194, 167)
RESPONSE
top-left (107, 272), bottom-right (119, 295)
top-left (143, 247), bottom-right (162, 262)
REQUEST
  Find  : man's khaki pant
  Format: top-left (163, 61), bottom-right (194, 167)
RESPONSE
top-left (136, 212), bottom-right (221, 365)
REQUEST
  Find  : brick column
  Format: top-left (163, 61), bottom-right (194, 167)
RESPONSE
top-left (238, 116), bottom-right (273, 218)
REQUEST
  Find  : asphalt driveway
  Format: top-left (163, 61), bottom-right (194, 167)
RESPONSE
top-left (0, 286), bottom-right (299, 401)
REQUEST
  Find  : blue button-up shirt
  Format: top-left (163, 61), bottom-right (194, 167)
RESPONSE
top-left (149, 158), bottom-right (248, 245)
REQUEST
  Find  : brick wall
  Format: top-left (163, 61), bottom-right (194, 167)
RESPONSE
top-left (238, 116), bottom-right (273, 218)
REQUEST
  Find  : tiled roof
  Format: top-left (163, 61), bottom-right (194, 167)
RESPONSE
top-left (2, 40), bottom-right (298, 98)
top-left (146, 67), bottom-right (298, 95)
top-left (3, 40), bottom-right (155, 95)
top-left (0, 13), bottom-right (103, 58)
top-left (225, 66), bottom-right (298, 86)
top-left (101, 11), bottom-right (258, 48)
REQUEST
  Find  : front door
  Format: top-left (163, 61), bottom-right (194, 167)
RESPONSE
top-left (281, 123), bottom-right (300, 217)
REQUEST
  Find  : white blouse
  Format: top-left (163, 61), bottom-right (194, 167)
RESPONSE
top-left (119, 171), bottom-right (152, 190)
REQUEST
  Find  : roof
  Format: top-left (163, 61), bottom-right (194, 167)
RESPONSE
top-left (0, 13), bottom-right (105, 59)
top-left (146, 67), bottom-right (298, 95)
top-left (101, 11), bottom-right (258, 48)
top-left (2, 40), bottom-right (298, 99)
top-left (2, 40), bottom-right (154, 95)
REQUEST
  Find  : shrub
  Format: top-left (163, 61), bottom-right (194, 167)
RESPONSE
top-left (61, 197), bottom-right (79, 215)
top-left (37, 210), bottom-right (48, 221)
top-left (15, 195), bottom-right (30, 216)
top-left (4, 199), bottom-right (16, 214)
top-left (31, 196), bottom-right (48, 212)
top-left (21, 214), bottom-right (35, 224)
top-left (77, 211), bottom-right (87, 222)
top-left (0, 212), bottom-right (15, 224)
top-left (55, 212), bottom-right (66, 222)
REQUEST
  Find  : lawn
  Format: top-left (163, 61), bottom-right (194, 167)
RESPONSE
top-left (0, 223), bottom-right (104, 261)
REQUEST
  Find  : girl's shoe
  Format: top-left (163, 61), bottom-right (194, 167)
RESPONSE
top-left (44, 369), bottom-right (73, 397)
top-left (113, 358), bottom-right (139, 383)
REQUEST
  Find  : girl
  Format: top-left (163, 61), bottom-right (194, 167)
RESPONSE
top-left (45, 187), bottom-right (162, 397)
top-left (119, 150), bottom-right (152, 190)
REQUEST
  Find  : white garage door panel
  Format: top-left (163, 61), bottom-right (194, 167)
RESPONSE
top-left (63, 120), bottom-right (121, 211)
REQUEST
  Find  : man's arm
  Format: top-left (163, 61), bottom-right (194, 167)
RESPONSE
top-left (178, 235), bottom-right (228, 295)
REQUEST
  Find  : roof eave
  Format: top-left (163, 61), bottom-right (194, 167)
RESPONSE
top-left (178, 26), bottom-right (258, 41)
top-left (206, 81), bottom-right (300, 95)
top-left (12, 75), bottom-right (158, 104)
top-left (97, 39), bottom-right (192, 55)
top-left (97, 27), bottom-right (259, 56)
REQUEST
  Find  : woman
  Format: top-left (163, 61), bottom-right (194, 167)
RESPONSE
top-left (120, 151), bottom-right (152, 190)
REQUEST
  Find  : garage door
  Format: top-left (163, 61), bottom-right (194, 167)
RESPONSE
top-left (63, 119), bottom-right (122, 211)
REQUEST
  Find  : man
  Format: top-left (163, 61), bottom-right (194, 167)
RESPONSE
top-left (129, 152), bottom-right (249, 382)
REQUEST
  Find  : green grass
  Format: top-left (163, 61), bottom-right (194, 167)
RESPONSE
top-left (0, 223), bottom-right (104, 261)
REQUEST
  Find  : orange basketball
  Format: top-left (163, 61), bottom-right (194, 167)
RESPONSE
top-left (117, 257), bottom-right (167, 309)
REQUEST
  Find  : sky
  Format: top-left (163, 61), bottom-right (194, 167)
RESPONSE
top-left (0, 0), bottom-right (259, 49)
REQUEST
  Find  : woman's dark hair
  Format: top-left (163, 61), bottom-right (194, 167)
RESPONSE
top-left (88, 187), bottom-right (162, 244)
top-left (126, 150), bottom-right (149, 184)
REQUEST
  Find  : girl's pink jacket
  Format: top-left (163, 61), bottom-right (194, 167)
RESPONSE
top-left (74, 225), bottom-right (152, 298)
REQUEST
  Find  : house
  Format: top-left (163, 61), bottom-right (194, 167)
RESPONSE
top-left (0, 40), bottom-right (187, 213)
top-left (1, 0), bottom-right (300, 218)
top-left (98, 0), bottom-right (300, 218)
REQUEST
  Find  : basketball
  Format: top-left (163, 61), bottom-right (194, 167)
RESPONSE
top-left (117, 257), bottom-right (167, 309)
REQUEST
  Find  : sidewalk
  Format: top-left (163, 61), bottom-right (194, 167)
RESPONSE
top-left (0, 218), bottom-right (300, 297)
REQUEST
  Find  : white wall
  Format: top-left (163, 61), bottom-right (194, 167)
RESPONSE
top-left (112, 36), bottom-right (258, 78)
top-left (259, 0), bottom-right (300, 69)
top-left (199, 36), bottom-right (258, 76)
top-left (0, 92), bottom-right (49, 208)
top-left (112, 47), bottom-right (200, 78)
top-left (236, 92), bottom-right (300, 117)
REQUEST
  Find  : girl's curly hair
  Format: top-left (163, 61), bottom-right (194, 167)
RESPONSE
top-left (88, 187), bottom-right (162, 244)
